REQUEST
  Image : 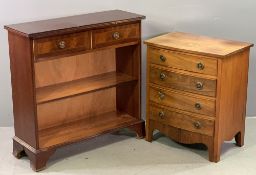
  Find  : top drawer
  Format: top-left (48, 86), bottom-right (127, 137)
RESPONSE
top-left (33, 32), bottom-right (91, 60)
top-left (148, 48), bottom-right (218, 76)
top-left (92, 23), bottom-right (140, 48)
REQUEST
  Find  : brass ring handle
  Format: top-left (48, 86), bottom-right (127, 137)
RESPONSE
top-left (58, 41), bottom-right (66, 49)
top-left (197, 62), bottom-right (205, 70)
top-left (195, 103), bottom-right (202, 110)
top-left (158, 91), bottom-right (165, 100)
top-left (193, 121), bottom-right (201, 129)
top-left (159, 111), bottom-right (165, 119)
top-left (112, 32), bottom-right (120, 40)
top-left (159, 55), bottom-right (166, 62)
top-left (196, 82), bottom-right (204, 90)
top-left (159, 72), bottom-right (166, 80)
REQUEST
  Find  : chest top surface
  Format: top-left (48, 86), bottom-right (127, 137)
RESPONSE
top-left (4, 10), bottom-right (145, 38)
top-left (144, 32), bottom-right (253, 58)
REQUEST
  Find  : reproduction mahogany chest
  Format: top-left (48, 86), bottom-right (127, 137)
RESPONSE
top-left (144, 32), bottom-right (253, 162)
top-left (5, 10), bottom-right (145, 171)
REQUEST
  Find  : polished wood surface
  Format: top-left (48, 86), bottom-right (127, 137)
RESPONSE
top-left (148, 47), bottom-right (218, 76)
top-left (36, 72), bottom-right (136, 104)
top-left (150, 65), bottom-right (217, 97)
top-left (145, 32), bottom-right (253, 57)
top-left (4, 10), bottom-right (145, 38)
top-left (7, 32), bottom-right (38, 148)
top-left (34, 49), bottom-right (116, 88)
top-left (39, 111), bottom-right (141, 148)
top-left (149, 104), bottom-right (214, 136)
top-left (6, 10), bottom-right (145, 171)
top-left (149, 85), bottom-right (216, 116)
top-left (34, 31), bottom-right (90, 59)
top-left (145, 32), bottom-right (253, 162)
top-left (92, 23), bottom-right (140, 48)
top-left (37, 88), bottom-right (116, 130)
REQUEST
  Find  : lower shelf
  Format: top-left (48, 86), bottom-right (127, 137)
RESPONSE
top-left (38, 111), bottom-right (141, 148)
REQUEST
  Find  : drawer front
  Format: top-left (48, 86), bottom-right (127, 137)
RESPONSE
top-left (149, 105), bottom-right (214, 136)
top-left (149, 86), bottom-right (216, 116)
top-left (92, 23), bottom-right (140, 48)
top-left (150, 66), bottom-right (217, 97)
top-left (148, 48), bottom-right (218, 76)
top-left (34, 32), bottom-right (91, 59)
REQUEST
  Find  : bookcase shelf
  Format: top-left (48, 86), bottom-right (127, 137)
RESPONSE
top-left (36, 72), bottom-right (137, 104)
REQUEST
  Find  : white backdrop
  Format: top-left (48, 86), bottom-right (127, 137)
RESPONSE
top-left (1, 0), bottom-right (255, 126)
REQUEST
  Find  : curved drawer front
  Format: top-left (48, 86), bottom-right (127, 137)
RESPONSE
top-left (149, 86), bottom-right (216, 116)
top-left (149, 105), bottom-right (214, 136)
top-left (150, 66), bottom-right (217, 97)
top-left (148, 48), bottom-right (217, 76)
top-left (92, 23), bottom-right (140, 48)
top-left (34, 32), bottom-right (91, 60)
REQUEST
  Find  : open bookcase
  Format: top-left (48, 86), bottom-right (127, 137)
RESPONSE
top-left (5, 10), bottom-right (145, 171)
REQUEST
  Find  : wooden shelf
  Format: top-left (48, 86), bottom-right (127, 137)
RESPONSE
top-left (36, 72), bottom-right (137, 104)
top-left (38, 111), bottom-right (141, 148)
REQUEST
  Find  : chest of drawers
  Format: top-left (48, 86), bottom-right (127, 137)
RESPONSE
top-left (5, 10), bottom-right (145, 171)
top-left (144, 32), bottom-right (253, 162)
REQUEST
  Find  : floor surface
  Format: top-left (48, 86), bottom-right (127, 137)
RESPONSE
top-left (1, 118), bottom-right (256, 175)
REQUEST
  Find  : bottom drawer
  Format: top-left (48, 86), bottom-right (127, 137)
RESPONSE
top-left (149, 104), bottom-right (214, 136)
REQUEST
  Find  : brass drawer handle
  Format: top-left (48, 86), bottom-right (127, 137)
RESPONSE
top-left (195, 103), bottom-right (202, 110)
top-left (159, 72), bottom-right (166, 80)
top-left (158, 91), bottom-right (165, 100)
top-left (196, 82), bottom-right (204, 90)
top-left (159, 55), bottom-right (166, 62)
top-left (193, 121), bottom-right (201, 129)
top-left (112, 32), bottom-right (120, 40)
top-left (197, 62), bottom-right (205, 70)
top-left (58, 41), bottom-right (66, 49)
top-left (159, 111), bottom-right (165, 119)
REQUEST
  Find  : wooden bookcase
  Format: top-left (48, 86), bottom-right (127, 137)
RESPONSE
top-left (5, 10), bottom-right (145, 171)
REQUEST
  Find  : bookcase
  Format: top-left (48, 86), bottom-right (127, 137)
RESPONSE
top-left (5, 10), bottom-right (145, 171)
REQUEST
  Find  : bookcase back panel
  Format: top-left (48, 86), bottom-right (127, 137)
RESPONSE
top-left (34, 48), bottom-right (116, 88)
top-left (37, 88), bottom-right (116, 130)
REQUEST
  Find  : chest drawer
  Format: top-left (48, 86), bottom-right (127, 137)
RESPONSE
top-left (149, 86), bottom-right (216, 116)
top-left (148, 48), bottom-right (218, 76)
top-left (150, 66), bottom-right (217, 97)
top-left (92, 23), bottom-right (140, 48)
top-left (149, 105), bottom-right (214, 136)
top-left (34, 32), bottom-right (91, 60)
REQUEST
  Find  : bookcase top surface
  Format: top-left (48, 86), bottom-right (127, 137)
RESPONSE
top-left (144, 32), bottom-right (253, 58)
top-left (4, 10), bottom-right (145, 38)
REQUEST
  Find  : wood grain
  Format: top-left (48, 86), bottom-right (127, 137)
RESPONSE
top-left (37, 88), bottom-right (116, 130)
top-left (148, 47), bottom-right (218, 76)
top-left (145, 32), bottom-right (253, 58)
top-left (4, 10), bottom-right (145, 39)
top-left (7, 32), bottom-right (38, 148)
top-left (36, 72), bottom-right (137, 104)
top-left (150, 65), bottom-right (217, 97)
top-left (38, 111), bottom-right (141, 148)
top-left (34, 31), bottom-right (90, 59)
top-left (34, 48), bottom-right (116, 88)
top-left (149, 85), bottom-right (216, 116)
top-left (149, 104), bottom-right (214, 136)
top-left (92, 23), bottom-right (140, 48)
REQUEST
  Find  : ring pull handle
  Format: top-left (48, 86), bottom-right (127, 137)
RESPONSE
top-left (159, 111), bottom-right (165, 119)
top-left (58, 41), bottom-right (66, 49)
top-left (112, 32), bottom-right (120, 40)
top-left (197, 62), bottom-right (205, 70)
top-left (159, 72), bottom-right (167, 80)
top-left (196, 82), bottom-right (204, 90)
top-left (195, 103), bottom-right (202, 110)
top-left (159, 55), bottom-right (166, 62)
top-left (193, 121), bottom-right (201, 129)
top-left (158, 91), bottom-right (165, 100)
